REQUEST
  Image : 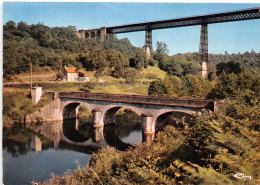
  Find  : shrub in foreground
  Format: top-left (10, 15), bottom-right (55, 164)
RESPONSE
top-left (40, 99), bottom-right (259, 185)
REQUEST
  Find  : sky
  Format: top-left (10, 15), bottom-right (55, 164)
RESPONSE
top-left (3, 2), bottom-right (260, 55)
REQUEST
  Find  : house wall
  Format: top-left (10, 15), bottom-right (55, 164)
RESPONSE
top-left (67, 72), bottom-right (79, 82)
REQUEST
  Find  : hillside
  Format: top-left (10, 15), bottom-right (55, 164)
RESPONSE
top-left (4, 21), bottom-right (260, 83)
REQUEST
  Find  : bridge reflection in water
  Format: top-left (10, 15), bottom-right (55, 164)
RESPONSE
top-left (29, 110), bottom-right (193, 154)
top-left (29, 111), bottom-right (152, 152)
top-left (4, 110), bottom-right (193, 184)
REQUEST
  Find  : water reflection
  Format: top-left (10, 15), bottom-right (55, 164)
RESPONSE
top-left (30, 135), bottom-right (42, 151)
top-left (61, 116), bottom-right (142, 151)
top-left (3, 111), bottom-right (143, 185)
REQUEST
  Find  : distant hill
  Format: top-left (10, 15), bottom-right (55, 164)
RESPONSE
top-left (3, 21), bottom-right (260, 80)
top-left (3, 21), bottom-right (146, 79)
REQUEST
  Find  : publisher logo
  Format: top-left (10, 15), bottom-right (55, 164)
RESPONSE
top-left (234, 173), bottom-right (252, 180)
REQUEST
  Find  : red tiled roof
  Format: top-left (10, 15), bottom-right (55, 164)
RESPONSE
top-left (65, 67), bottom-right (78, 73)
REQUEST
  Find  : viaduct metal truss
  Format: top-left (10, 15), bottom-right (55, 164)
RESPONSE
top-left (106, 7), bottom-right (260, 34)
top-left (78, 7), bottom-right (260, 77)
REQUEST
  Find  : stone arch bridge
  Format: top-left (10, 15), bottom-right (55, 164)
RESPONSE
top-left (26, 92), bottom-right (224, 139)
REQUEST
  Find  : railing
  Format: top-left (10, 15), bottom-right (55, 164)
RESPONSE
top-left (59, 92), bottom-right (217, 110)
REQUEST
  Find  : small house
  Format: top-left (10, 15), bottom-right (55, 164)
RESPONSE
top-left (62, 66), bottom-right (79, 82)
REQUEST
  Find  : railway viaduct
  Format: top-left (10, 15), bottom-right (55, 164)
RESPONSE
top-left (26, 92), bottom-right (225, 141)
top-left (78, 7), bottom-right (260, 77)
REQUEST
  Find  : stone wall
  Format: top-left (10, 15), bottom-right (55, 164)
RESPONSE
top-left (25, 98), bottom-right (62, 124)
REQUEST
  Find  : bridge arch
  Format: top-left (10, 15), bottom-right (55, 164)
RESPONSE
top-left (102, 106), bottom-right (142, 125)
top-left (154, 111), bottom-right (193, 131)
top-left (62, 101), bottom-right (94, 120)
top-left (90, 31), bottom-right (96, 39)
top-left (85, 32), bottom-right (90, 39)
top-left (63, 102), bottom-right (81, 120)
top-left (96, 31), bottom-right (101, 39)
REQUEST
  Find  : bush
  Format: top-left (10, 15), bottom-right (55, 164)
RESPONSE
top-left (3, 91), bottom-right (52, 125)
top-left (126, 68), bottom-right (141, 85)
top-left (148, 80), bottom-right (167, 96)
top-left (208, 72), bottom-right (260, 99)
top-left (56, 72), bottom-right (64, 81)
top-left (148, 59), bottom-right (158, 66)
top-left (163, 76), bottom-right (182, 97)
top-left (41, 97), bottom-right (259, 184)
top-left (182, 74), bottom-right (213, 98)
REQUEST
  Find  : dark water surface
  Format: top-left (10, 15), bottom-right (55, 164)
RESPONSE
top-left (3, 113), bottom-right (142, 185)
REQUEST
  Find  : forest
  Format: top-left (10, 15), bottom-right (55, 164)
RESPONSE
top-left (3, 21), bottom-right (260, 184)
top-left (3, 20), bottom-right (260, 80)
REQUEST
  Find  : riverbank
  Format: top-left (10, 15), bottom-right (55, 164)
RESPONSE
top-left (39, 99), bottom-right (259, 185)
top-left (2, 115), bottom-right (143, 185)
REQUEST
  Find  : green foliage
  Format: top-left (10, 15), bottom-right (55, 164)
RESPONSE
top-left (103, 37), bottom-right (138, 57)
top-left (41, 96), bottom-right (259, 185)
top-left (129, 49), bottom-right (148, 70)
top-left (182, 74), bottom-right (213, 98)
top-left (208, 72), bottom-right (259, 100)
top-left (153, 41), bottom-right (169, 70)
top-left (148, 58), bottom-right (158, 66)
top-left (148, 80), bottom-right (167, 96)
top-left (56, 72), bottom-right (65, 80)
top-left (3, 91), bottom-right (52, 123)
top-left (148, 74), bottom-right (213, 98)
top-left (185, 100), bottom-right (259, 184)
top-left (216, 60), bottom-right (242, 76)
top-left (3, 21), bottom-right (141, 78)
top-left (163, 76), bottom-right (182, 97)
top-left (164, 58), bottom-right (183, 77)
top-left (77, 105), bottom-right (92, 118)
top-left (170, 51), bottom-right (260, 76)
top-left (155, 41), bottom-right (169, 55)
top-left (156, 53), bottom-right (198, 77)
top-left (126, 68), bottom-right (141, 85)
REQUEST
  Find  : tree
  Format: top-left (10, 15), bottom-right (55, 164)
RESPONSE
top-left (155, 41), bottom-right (169, 55)
top-left (56, 72), bottom-right (65, 81)
top-left (181, 61), bottom-right (197, 76)
top-left (129, 50), bottom-right (148, 69)
top-left (153, 41), bottom-right (169, 70)
top-left (216, 61), bottom-right (242, 76)
top-left (182, 75), bottom-right (212, 98)
top-left (163, 76), bottom-right (182, 97)
top-left (148, 80), bottom-right (167, 96)
top-left (17, 21), bottom-right (29, 33)
top-left (3, 21), bottom-right (16, 31)
top-left (208, 72), bottom-right (260, 100)
top-left (164, 59), bottom-right (183, 77)
top-left (106, 49), bottom-right (128, 78)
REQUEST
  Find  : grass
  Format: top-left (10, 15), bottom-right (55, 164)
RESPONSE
top-left (16, 72), bottom-right (57, 83)
top-left (2, 66), bottom-right (166, 126)
top-left (3, 66), bottom-right (166, 95)
top-left (140, 66), bottom-right (167, 81)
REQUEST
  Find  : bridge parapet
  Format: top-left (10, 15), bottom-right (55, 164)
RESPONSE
top-left (59, 92), bottom-right (219, 111)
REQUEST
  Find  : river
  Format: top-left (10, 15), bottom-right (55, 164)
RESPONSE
top-left (3, 111), bottom-right (143, 185)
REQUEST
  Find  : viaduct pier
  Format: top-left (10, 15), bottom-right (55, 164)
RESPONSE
top-left (78, 7), bottom-right (260, 77)
top-left (26, 92), bottom-right (225, 142)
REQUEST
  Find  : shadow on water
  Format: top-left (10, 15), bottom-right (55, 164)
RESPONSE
top-left (104, 124), bottom-right (134, 151)
top-left (104, 110), bottom-right (143, 150)
top-left (3, 111), bottom-right (143, 185)
top-left (2, 126), bottom-right (53, 157)
top-left (62, 119), bottom-right (90, 142)
top-left (62, 115), bottom-right (142, 151)
top-left (61, 109), bottom-right (143, 151)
